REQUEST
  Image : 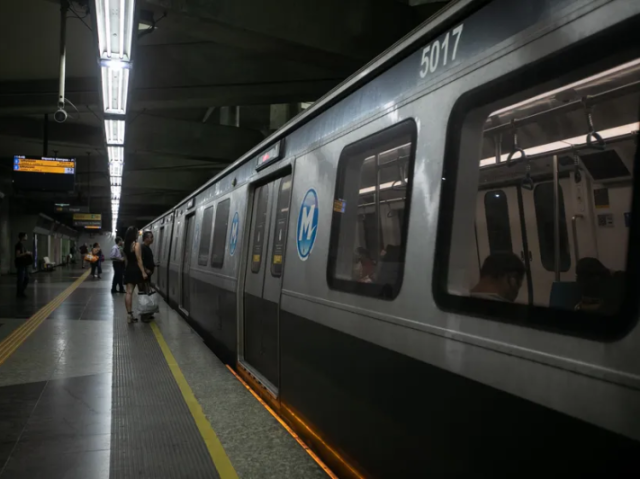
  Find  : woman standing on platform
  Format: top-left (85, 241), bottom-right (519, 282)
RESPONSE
top-left (123, 226), bottom-right (147, 324)
top-left (90, 242), bottom-right (102, 279)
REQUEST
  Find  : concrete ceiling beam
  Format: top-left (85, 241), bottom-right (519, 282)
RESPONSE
top-left (0, 115), bottom-right (263, 161)
top-left (0, 78), bottom-right (339, 114)
top-left (127, 114), bottom-right (263, 160)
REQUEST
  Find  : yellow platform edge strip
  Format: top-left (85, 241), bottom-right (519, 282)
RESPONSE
top-left (149, 321), bottom-right (239, 479)
top-left (0, 270), bottom-right (91, 365)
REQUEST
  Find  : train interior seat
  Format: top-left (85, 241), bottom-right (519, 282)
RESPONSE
top-left (549, 281), bottom-right (581, 311)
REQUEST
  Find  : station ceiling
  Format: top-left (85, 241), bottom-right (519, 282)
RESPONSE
top-left (0, 0), bottom-right (449, 232)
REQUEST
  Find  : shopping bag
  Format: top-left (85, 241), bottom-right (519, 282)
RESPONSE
top-left (138, 285), bottom-right (159, 315)
top-left (85, 254), bottom-right (98, 263)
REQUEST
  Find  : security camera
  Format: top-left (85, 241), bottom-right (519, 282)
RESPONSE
top-left (54, 108), bottom-right (68, 123)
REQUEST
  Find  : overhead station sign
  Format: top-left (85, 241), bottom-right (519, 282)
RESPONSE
top-left (14, 157), bottom-right (75, 175)
top-left (13, 156), bottom-right (76, 192)
top-left (73, 213), bottom-right (102, 229)
top-left (55, 205), bottom-right (89, 213)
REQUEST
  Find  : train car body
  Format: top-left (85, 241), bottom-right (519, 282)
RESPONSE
top-left (145, 0), bottom-right (640, 476)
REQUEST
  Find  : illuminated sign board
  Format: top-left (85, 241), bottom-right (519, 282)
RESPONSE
top-left (14, 157), bottom-right (75, 174)
top-left (55, 205), bottom-right (89, 213)
top-left (73, 214), bottom-right (102, 221)
top-left (73, 213), bottom-right (102, 229)
top-left (13, 156), bottom-right (76, 192)
top-left (255, 141), bottom-right (282, 170)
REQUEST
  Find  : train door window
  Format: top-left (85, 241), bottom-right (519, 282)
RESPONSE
top-left (251, 186), bottom-right (270, 273)
top-left (211, 199), bottom-right (230, 269)
top-left (484, 190), bottom-right (512, 254)
top-left (172, 218), bottom-right (181, 261)
top-left (198, 206), bottom-right (214, 266)
top-left (533, 182), bottom-right (570, 272)
top-left (157, 227), bottom-right (165, 261)
top-left (434, 44), bottom-right (640, 338)
top-left (271, 176), bottom-right (292, 277)
top-left (327, 120), bottom-right (416, 299)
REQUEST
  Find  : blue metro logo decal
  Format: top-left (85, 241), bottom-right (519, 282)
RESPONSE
top-left (296, 189), bottom-right (318, 261)
top-left (229, 212), bottom-right (240, 256)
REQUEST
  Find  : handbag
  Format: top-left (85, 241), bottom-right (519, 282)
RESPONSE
top-left (138, 283), bottom-right (159, 315)
top-left (85, 254), bottom-right (98, 263)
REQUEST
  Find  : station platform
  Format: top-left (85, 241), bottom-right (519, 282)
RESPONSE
top-left (0, 263), bottom-right (329, 479)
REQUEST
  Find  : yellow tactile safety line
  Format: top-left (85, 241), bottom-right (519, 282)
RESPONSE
top-left (0, 269), bottom-right (91, 366)
top-left (149, 321), bottom-right (239, 479)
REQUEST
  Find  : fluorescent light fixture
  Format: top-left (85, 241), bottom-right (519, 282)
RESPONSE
top-left (480, 122), bottom-right (640, 166)
top-left (110, 162), bottom-right (123, 177)
top-left (105, 119), bottom-right (125, 145)
top-left (108, 146), bottom-right (124, 163)
top-left (95, 0), bottom-right (136, 61)
top-left (101, 64), bottom-right (130, 115)
top-left (110, 176), bottom-right (122, 187)
top-left (359, 179), bottom-right (409, 195)
top-left (111, 185), bottom-right (122, 197)
top-left (490, 58), bottom-right (640, 117)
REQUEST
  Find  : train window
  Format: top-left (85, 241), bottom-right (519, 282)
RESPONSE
top-left (271, 176), bottom-right (292, 277)
top-left (434, 46), bottom-right (640, 338)
top-left (172, 217), bottom-right (181, 262)
top-left (251, 186), bottom-right (270, 274)
top-left (533, 183), bottom-right (570, 272)
top-left (484, 190), bottom-right (512, 254)
top-left (211, 199), bottom-right (230, 269)
top-left (198, 206), bottom-right (214, 266)
top-left (157, 227), bottom-right (165, 262)
top-left (327, 120), bottom-right (416, 299)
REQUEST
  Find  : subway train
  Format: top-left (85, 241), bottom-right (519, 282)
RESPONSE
top-left (143, 0), bottom-right (640, 476)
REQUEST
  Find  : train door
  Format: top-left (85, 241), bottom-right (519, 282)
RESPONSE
top-left (520, 177), bottom-right (575, 307)
top-left (180, 213), bottom-right (195, 314)
top-left (475, 187), bottom-right (531, 304)
top-left (241, 173), bottom-right (293, 392)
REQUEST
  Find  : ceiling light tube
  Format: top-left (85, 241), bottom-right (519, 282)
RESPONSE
top-left (110, 162), bottom-right (123, 177)
top-left (480, 121), bottom-right (640, 166)
top-left (95, 0), bottom-right (106, 59)
top-left (108, 146), bottom-right (124, 163)
top-left (110, 176), bottom-right (122, 187)
top-left (120, 0), bottom-right (125, 59)
top-left (127, 0), bottom-right (135, 60)
top-left (105, 0), bottom-right (111, 58)
top-left (359, 179), bottom-right (410, 195)
top-left (101, 66), bottom-right (129, 115)
top-left (105, 119), bottom-right (125, 145)
top-left (96, 0), bottom-right (135, 61)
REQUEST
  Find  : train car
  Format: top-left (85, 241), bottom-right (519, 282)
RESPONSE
top-left (143, 0), bottom-right (640, 476)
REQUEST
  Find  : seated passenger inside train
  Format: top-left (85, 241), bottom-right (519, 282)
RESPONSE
top-left (471, 253), bottom-right (525, 302)
top-left (377, 244), bottom-right (401, 284)
top-left (575, 257), bottom-right (624, 315)
top-left (354, 247), bottom-right (376, 283)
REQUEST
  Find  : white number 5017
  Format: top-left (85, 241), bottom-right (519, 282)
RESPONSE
top-left (419, 24), bottom-right (464, 79)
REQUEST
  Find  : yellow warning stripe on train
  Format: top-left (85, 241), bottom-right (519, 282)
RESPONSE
top-left (0, 270), bottom-right (91, 366)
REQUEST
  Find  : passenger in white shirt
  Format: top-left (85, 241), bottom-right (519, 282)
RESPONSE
top-left (110, 237), bottom-right (125, 294)
top-left (470, 252), bottom-right (525, 303)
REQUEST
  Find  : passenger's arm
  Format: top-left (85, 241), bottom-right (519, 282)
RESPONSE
top-left (135, 243), bottom-right (147, 280)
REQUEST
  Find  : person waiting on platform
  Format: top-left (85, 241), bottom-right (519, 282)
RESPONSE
top-left (14, 232), bottom-right (32, 298)
top-left (139, 231), bottom-right (156, 323)
top-left (471, 252), bottom-right (525, 302)
top-left (123, 226), bottom-right (147, 324)
top-left (91, 242), bottom-right (102, 279)
top-left (79, 243), bottom-right (88, 269)
top-left (110, 236), bottom-right (125, 294)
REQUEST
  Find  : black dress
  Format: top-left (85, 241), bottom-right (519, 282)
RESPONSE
top-left (124, 244), bottom-right (144, 285)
